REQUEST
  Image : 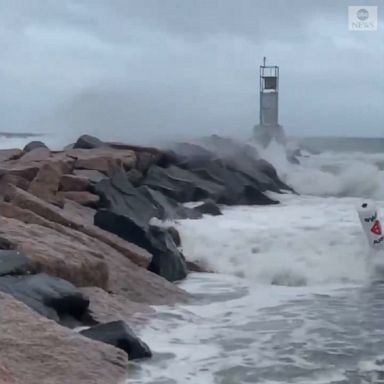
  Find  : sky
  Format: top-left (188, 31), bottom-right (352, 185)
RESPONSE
top-left (0, 0), bottom-right (383, 143)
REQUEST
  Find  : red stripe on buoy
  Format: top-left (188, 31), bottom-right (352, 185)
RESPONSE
top-left (371, 220), bottom-right (382, 235)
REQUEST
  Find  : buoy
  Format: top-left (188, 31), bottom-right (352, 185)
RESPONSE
top-left (357, 202), bottom-right (384, 250)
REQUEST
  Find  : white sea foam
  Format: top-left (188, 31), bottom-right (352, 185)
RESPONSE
top-left (177, 194), bottom-right (381, 286)
top-left (258, 140), bottom-right (384, 200)
top-left (131, 142), bottom-right (384, 384)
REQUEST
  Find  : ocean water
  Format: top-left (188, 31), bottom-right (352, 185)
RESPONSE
top-left (1, 134), bottom-right (384, 383)
top-left (128, 137), bottom-right (384, 384)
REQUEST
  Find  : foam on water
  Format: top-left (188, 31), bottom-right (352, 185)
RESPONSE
top-left (259, 140), bottom-right (384, 200)
top-left (177, 194), bottom-right (379, 286)
top-left (130, 140), bottom-right (384, 384)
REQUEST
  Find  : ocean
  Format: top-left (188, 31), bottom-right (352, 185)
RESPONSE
top-left (1, 134), bottom-right (384, 383)
top-left (130, 136), bottom-right (384, 384)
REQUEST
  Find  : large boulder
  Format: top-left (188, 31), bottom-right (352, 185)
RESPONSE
top-left (147, 225), bottom-right (188, 282)
top-left (0, 292), bottom-right (129, 384)
top-left (19, 147), bottom-right (51, 163)
top-left (138, 185), bottom-right (201, 220)
top-left (23, 141), bottom-right (48, 153)
top-left (94, 169), bottom-right (188, 281)
top-left (67, 148), bottom-right (136, 173)
top-left (193, 199), bottom-right (222, 216)
top-left (167, 138), bottom-right (290, 204)
top-left (107, 142), bottom-right (165, 173)
top-left (58, 191), bottom-right (100, 208)
top-left (0, 163), bottom-right (40, 181)
top-left (80, 287), bottom-right (153, 324)
top-left (28, 162), bottom-right (64, 206)
top-left (143, 164), bottom-right (225, 203)
top-left (73, 169), bottom-right (107, 183)
top-left (73, 134), bottom-right (108, 150)
top-left (0, 250), bottom-right (29, 276)
top-left (0, 173), bottom-right (30, 191)
top-left (0, 273), bottom-right (89, 325)
top-left (0, 198), bottom-right (110, 289)
top-left (59, 174), bottom-right (90, 192)
top-left (94, 169), bottom-right (157, 251)
top-left (80, 320), bottom-right (152, 360)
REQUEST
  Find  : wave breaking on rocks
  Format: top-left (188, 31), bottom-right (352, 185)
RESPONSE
top-left (0, 133), bottom-right (292, 384)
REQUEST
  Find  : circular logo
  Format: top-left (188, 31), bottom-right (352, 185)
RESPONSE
top-left (357, 8), bottom-right (369, 21)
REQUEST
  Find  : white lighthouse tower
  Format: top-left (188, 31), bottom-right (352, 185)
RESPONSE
top-left (253, 57), bottom-right (286, 147)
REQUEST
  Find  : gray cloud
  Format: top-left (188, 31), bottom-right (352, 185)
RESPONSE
top-left (0, 0), bottom-right (383, 143)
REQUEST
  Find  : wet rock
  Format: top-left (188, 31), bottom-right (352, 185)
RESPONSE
top-left (73, 134), bottom-right (108, 150)
top-left (60, 174), bottom-right (90, 192)
top-left (23, 141), bottom-right (48, 153)
top-left (59, 191), bottom-right (99, 208)
top-left (0, 250), bottom-right (30, 276)
top-left (94, 168), bottom-right (158, 230)
top-left (80, 320), bottom-right (152, 360)
top-left (168, 136), bottom-right (294, 201)
top-left (138, 185), bottom-right (201, 220)
top-left (126, 168), bottom-right (143, 186)
top-left (194, 199), bottom-right (222, 216)
top-left (167, 226), bottom-right (181, 247)
top-left (147, 225), bottom-right (187, 282)
top-left (0, 292), bottom-right (129, 384)
top-left (94, 210), bottom-right (151, 258)
top-left (143, 164), bottom-right (225, 203)
top-left (165, 142), bottom-right (216, 168)
top-left (0, 273), bottom-right (89, 324)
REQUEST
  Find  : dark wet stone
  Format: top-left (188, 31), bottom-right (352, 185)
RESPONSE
top-left (193, 200), bottom-right (222, 216)
top-left (0, 250), bottom-right (30, 276)
top-left (23, 141), bottom-right (48, 153)
top-left (73, 135), bottom-right (107, 150)
top-left (0, 273), bottom-right (89, 324)
top-left (80, 320), bottom-right (152, 360)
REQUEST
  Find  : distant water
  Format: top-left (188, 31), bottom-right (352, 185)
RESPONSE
top-left (128, 136), bottom-right (384, 384)
top-left (299, 136), bottom-right (384, 154)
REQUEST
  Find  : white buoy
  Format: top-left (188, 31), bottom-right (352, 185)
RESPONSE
top-left (357, 202), bottom-right (384, 250)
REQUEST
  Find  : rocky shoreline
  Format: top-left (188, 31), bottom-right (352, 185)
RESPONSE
top-left (0, 134), bottom-right (292, 384)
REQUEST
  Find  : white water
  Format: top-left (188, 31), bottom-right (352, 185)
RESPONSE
top-left (129, 140), bottom-right (384, 384)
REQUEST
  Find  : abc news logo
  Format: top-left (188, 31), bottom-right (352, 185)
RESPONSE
top-left (348, 6), bottom-right (378, 31)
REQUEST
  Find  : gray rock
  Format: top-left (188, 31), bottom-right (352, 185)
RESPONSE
top-left (0, 273), bottom-right (90, 325)
top-left (23, 141), bottom-right (48, 153)
top-left (73, 135), bottom-right (108, 150)
top-left (194, 200), bottom-right (222, 216)
top-left (80, 320), bottom-right (152, 360)
top-left (0, 250), bottom-right (30, 276)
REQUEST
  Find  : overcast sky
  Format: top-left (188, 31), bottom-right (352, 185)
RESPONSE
top-left (0, 0), bottom-right (383, 143)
